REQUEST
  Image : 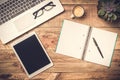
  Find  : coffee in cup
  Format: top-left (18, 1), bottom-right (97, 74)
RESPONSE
top-left (71, 5), bottom-right (84, 18)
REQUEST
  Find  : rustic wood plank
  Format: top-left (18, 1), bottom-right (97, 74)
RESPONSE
top-left (0, 73), bottom-right (51, 80)
top-left (0, 72), bottom-right (120, 80)
top-left (57, 72), bottom-right (120, 80)
top-left (0, 72), bottom-right (60, 80)
top-left (45, 73), bottom-right (60, 80)
top-left (61, 0), bottom-right (98, 4)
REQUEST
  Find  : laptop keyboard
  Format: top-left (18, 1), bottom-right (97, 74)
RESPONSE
top-left (0, 0), bottom-right (45, 25)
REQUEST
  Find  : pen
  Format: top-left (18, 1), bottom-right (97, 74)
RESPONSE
top-left (92, 37), bottom-right (104, 58)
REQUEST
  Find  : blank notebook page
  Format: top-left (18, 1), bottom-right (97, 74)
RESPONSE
top-left (56, 20), bottom-right (90, 59)
top-left (84, 28), bottom-right (118, 66)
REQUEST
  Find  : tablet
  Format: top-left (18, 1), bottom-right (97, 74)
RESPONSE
top-left (11, 32), bottom-right (53, 78)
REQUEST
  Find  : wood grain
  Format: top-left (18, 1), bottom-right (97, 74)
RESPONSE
top-left (61, 0), bottom-right (98, 4)
top-left (0, 0), bottom-right (120, 80)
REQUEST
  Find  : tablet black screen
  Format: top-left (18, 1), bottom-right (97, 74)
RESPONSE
top-left (13, 35), bottom-right (51, 74)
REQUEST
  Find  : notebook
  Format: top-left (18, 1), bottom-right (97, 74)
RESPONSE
top-left (11, 32), bottom-right (53, 78)
top-left (56, 20), bottom-right (118, 67)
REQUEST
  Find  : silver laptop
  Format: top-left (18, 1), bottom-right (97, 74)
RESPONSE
top-left (0, 0), bottom-right (64, 44)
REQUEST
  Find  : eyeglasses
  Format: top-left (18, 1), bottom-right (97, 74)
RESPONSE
top-left (33, 1), bottom-right (56, 19)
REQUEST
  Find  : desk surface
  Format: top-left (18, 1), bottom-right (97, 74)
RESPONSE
top-left (0, 0), bottom-right (120, 80)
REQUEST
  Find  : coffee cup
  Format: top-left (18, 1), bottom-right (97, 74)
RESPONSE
top-left (71, 5), bottom-right (85, 18)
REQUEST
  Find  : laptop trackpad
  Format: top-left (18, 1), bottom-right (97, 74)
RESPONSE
top-left (14, 13), bottom-right (35, 32)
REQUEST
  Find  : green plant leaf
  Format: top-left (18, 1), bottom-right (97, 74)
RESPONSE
top-left (108, 13), bottom-right (113, 17)
top-left (98, 9), bottom-right (105, 16)
top-left (104, 13), bottom-right (108, 20)
top-left (111, 14), bottom-right (117, 20)
top-left (98, 0), bottom-right (120, 22)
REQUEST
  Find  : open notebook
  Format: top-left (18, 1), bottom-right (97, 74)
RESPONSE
top-left (56, 20), bottom-right (118, 67)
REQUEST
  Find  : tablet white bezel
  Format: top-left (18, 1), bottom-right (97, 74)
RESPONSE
top-left (11, 32), bottom-right (53, 78)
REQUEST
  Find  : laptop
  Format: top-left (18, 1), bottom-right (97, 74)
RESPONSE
top-left (0, 0), bottom-right (64, 44)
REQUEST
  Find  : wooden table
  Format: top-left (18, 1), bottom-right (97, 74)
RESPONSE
top-left (0, 0), bottom-right (120, 80)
